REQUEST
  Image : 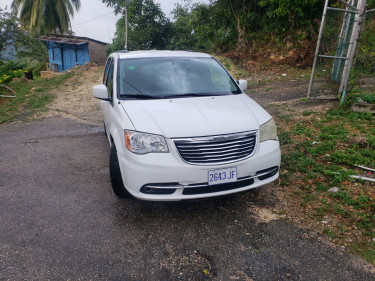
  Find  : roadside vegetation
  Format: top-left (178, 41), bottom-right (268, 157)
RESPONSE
top-left (266, 102), bottom-right (375, 264)
top-left (0, 61), bottom-right (25, 84)
top-left (0, 71), bottom-right (72, 123)
top-left (214, 57), bottom-right (375, 265)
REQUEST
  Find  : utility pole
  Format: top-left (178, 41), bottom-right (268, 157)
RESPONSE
top-left (124, 0), bottom-right (128, 50)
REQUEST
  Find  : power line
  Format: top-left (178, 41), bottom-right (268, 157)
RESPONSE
top-left (72, 11), bottom-right (114, 26)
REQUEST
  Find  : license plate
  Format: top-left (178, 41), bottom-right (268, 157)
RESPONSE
top-left (208, 167), bottom-right (237, 186)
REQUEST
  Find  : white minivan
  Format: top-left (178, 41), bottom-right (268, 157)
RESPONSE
top-left (93, 51), bottom-right (281, 201)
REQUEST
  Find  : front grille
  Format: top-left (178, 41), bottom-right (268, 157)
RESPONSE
top-left (173, 131), bottom-right (257, 165)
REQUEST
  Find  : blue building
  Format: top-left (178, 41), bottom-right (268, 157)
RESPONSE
top-left (37, 34), bottom-right (107, 72)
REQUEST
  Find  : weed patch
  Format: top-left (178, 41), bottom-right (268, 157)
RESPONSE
top-left (0, 73), bottom-right (72, 123)
top-left (276, 103), bottom-right (374, 263)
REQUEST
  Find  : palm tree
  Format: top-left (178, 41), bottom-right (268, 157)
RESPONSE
top-left (11, 0), bottom-right (81, 34)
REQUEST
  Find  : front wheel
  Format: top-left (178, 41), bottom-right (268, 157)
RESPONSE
top-left (109, 144), bottom-right (131, 198)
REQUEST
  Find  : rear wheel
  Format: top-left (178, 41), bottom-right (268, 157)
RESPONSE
top-left (109, 144), bottom-right (131, 198)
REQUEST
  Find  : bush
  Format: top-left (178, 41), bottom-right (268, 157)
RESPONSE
top-left (0, 61), bottom-right (27, 84)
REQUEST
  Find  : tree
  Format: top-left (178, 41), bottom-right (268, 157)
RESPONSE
top-left (11, 0), bottom-right (81, 34)
top-left (101, 0), bottom-right (124, 15)
top-left (0, 8), bottom-right (22, 57)
top-left (169, 3), bottom-right (197, 50)
top-left (106, 0), bottom-right (172, 51)
top-left (258, 0), bottom-right (324, 33)
top-left (170, 3), bottom-right (217, 51)
top-left (17, 35), bottom-right (48, 75)
top-left (209, 0), bottom-right (266, 52)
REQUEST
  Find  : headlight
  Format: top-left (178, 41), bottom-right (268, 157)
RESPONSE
top-left (125, 130), bottom-right (169, 154)
top-left (259, 118), bottom-right (278, 142)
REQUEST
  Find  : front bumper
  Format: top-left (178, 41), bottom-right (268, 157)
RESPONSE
top-left (117, 139), bottom-right (281, 201)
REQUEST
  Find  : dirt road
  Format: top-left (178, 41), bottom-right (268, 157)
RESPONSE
top-left (41, 66), bottom-right (104, 125)
top-left (0, 67), bottom-right (374, 280)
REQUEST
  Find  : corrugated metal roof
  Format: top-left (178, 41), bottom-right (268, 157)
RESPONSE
top-left (36, 36), bottom-right (88, 45)
top-left (36, 34), bottom-right (107, 45)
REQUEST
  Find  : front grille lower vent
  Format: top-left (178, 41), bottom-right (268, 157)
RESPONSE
top-left (173, 131), bottom-right (257, 165)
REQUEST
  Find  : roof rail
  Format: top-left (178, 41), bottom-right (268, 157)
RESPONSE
top-left (118, 50), bottom-right (129, 53)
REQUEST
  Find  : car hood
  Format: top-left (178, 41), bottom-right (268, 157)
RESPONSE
top-left (121, 94), bottom-right (271, 138)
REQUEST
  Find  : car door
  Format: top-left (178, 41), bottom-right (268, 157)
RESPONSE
top-left (102, 57), bottom-right (114, 128)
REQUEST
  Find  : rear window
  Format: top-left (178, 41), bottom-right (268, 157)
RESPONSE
top-left (117, 57), bottom-right (241, 99)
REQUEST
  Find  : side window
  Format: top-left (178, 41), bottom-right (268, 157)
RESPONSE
top-left (106, 60), bottom-right (114, 98)
top-left (103, 58), bottom-right (112, 85)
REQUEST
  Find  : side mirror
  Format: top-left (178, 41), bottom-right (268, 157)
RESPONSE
top-left (238, 79), bottom-right (247, 91)
top-left (93, 85), bottom-right (112, 101)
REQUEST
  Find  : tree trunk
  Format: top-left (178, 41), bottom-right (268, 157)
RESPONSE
top-left (228, 0), bottom-right (247, 53)
top-left (235, 17), bottom-right (246, 52)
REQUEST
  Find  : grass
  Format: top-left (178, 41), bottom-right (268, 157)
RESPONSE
top-left (275, 105), bottom-right (375, 263)
top-left (217, 54), bottom-right (375, 264)
top-left (0, 72), bottom-right (73, 123)
top-left (351, 241), bottom-right (375, 265)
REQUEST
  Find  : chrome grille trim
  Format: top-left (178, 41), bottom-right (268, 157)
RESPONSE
top-left (173, 131), bottom-right (257, 165)
top-left (139, 166), bottom-right (279, 190)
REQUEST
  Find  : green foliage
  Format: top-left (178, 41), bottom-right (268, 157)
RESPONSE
top-left (350, 241), bottom-right (375, 264)
top-left (0, 61), bottom-right (27, 84)
top-left (11, 0), bottom-right (81, 34)
top-left (359, 94), bottom-right (375, 104)
top-left (330, 191), bottom-right (372, 210)
top-left (106, 0), bottom-right (329, 53)
top-left (101, 0), bottom-right (123, 15)
top-left (16, 33), bottom-right (49, 76)
top-left (323, 228), bottom-right (340, 239)
top-left (0, 8), bottom-right (22, 56)
top-left (0, 71), bottom-right (72, 123)
top-left (107, 0), bottom-right (171, 52)
top-left (258, 0), bottom-right (324, 33)
top-left (128, 0), bottom-right (172, 50)
top-left (349, 8), bottom-right (375, 94)
top-left (169, 3), bottom-right (216, 51)
top-left (277, 103), bottom-right (375, 263)
top-left (278, 130), bottom-right (293, 145)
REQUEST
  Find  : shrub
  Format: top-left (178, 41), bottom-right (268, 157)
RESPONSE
top-left (0, 61), bottom-right (27, 84)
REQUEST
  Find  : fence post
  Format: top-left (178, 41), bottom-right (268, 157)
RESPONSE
top-left (331, 0), bottom-right (356, 82)
top-left (339, 0), bottom-right (367, 95)
top-left (307, 0), bottom-right (330, 99)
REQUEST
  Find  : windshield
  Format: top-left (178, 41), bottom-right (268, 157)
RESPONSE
top-left (117, 57), bottom-right (241, 99)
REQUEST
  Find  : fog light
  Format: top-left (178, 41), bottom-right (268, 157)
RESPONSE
top-left (140, 184), bottom-right (180, 195)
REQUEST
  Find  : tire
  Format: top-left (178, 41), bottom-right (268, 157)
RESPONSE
top-left (109, 144), bottom-right (131, 198)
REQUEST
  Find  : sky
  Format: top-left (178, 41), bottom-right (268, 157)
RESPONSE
top-left (1, 0), bottom-right (210, 43)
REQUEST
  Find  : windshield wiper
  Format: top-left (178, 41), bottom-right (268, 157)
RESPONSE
top-left (122, 81), bottom-right (161, 99)
top-left (124, 94), bottom-right (161, 100)
top-left (164, 93), bottom-right (218, 98)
